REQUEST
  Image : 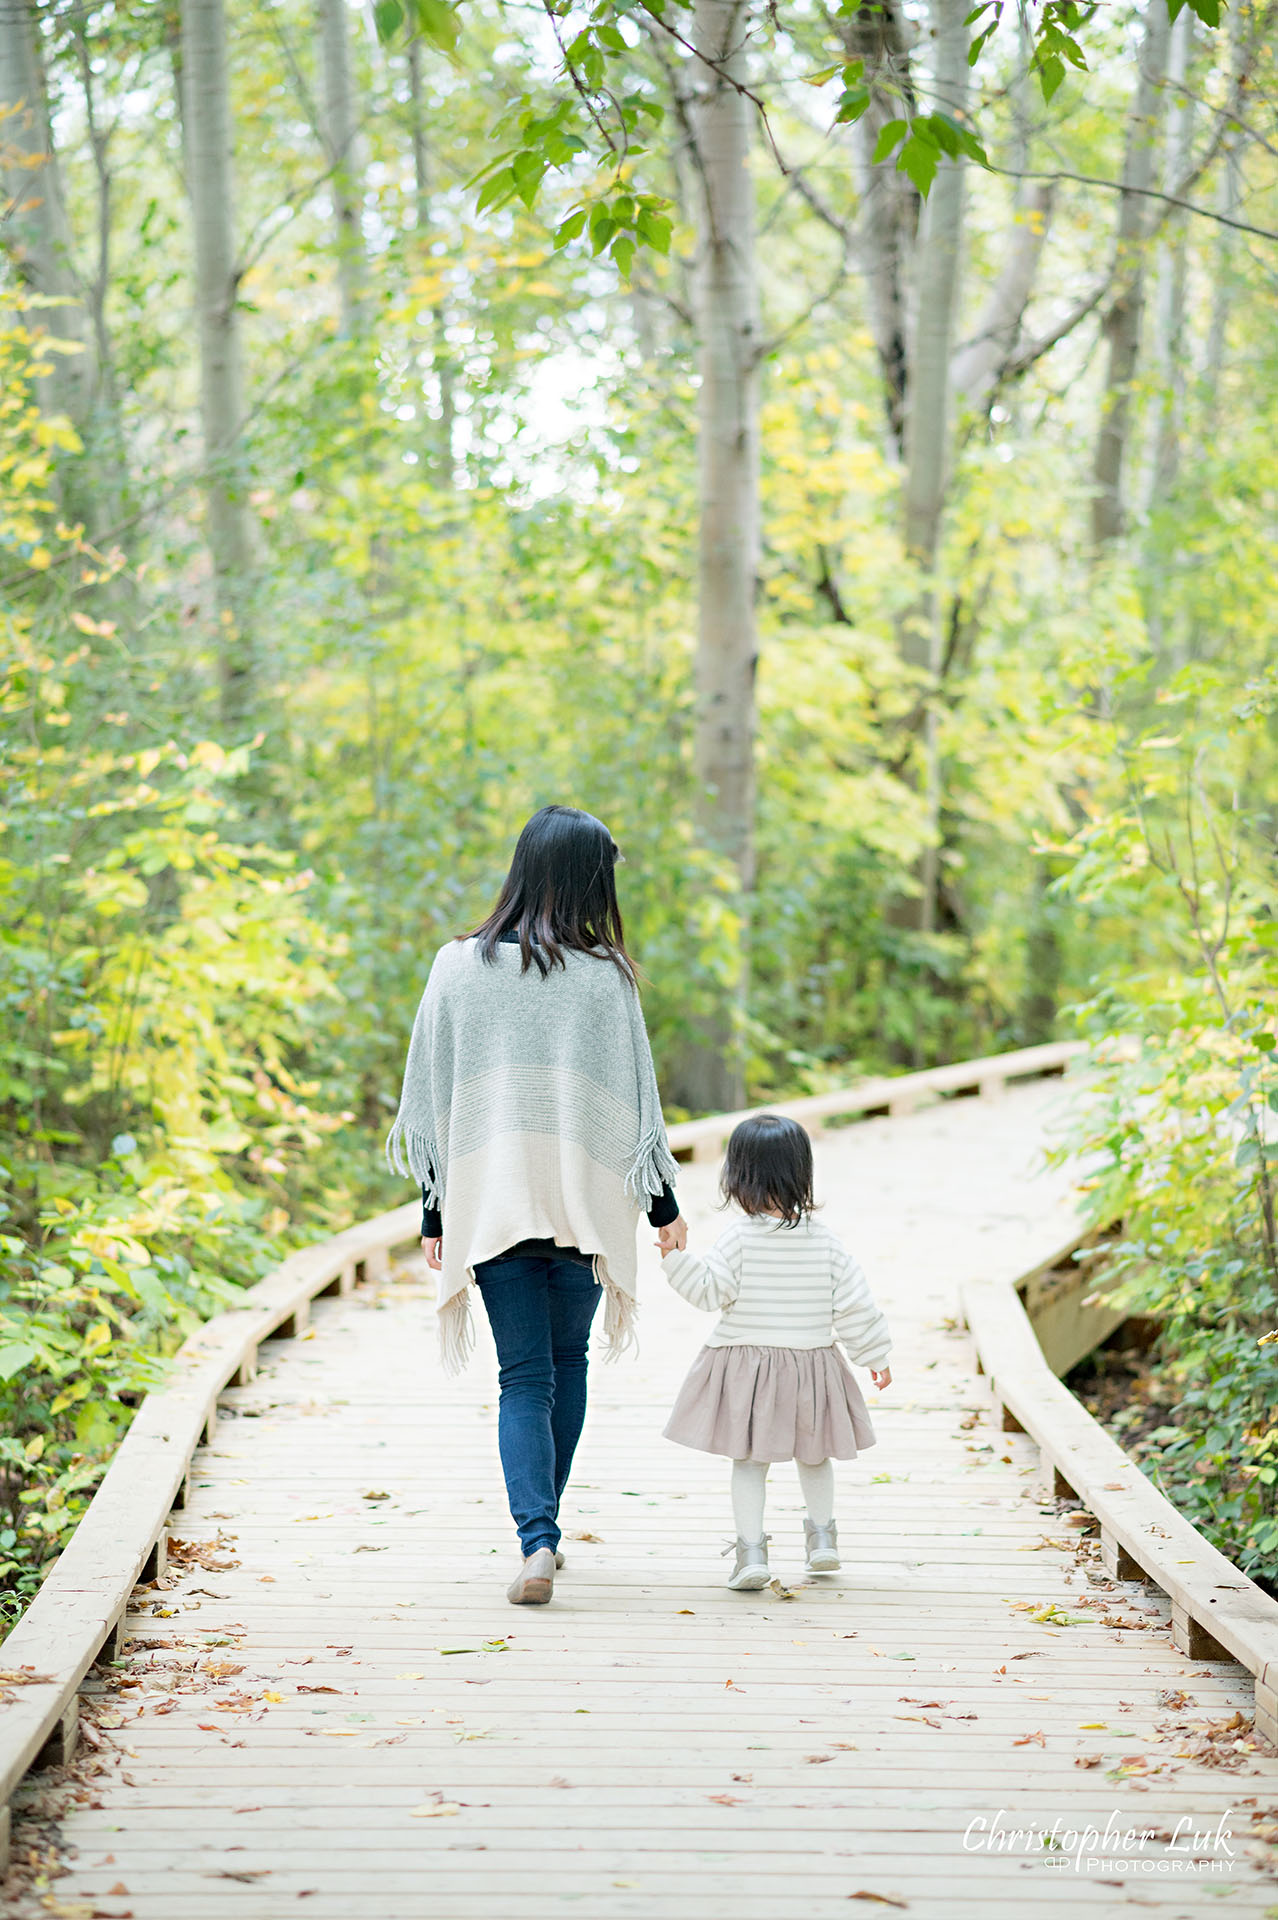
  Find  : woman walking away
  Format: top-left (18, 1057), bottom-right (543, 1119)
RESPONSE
top-left (660, 1115), bottom-right (891, 1591)
top-left (387, 806), bottom-right (686, 1606)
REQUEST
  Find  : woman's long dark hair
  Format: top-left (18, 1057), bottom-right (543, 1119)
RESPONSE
top-left (467, 806), bottom-right (636, 981)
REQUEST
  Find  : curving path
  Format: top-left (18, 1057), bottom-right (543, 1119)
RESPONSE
top-left (23, 1080), bottom-right (1278, 1918)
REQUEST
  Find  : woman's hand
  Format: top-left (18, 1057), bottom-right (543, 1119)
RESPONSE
top-left (871, 1366), bottom-right (892, 1391)
top-left (656, 1216), bottom-right (688, 1256)
top-left (421, 1235), bottom-right (443, 1270)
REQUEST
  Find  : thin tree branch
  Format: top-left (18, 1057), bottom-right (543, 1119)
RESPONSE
top-left (987, 164), bottom-right (1278, 244)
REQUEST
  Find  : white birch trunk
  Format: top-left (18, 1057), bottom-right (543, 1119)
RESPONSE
top-left (407, 35), bottom-right (454, 480)
top-left (318, 0), bottom-right (365, 334)
top-left (692, 0), bottom-right (759, 887)
top-left (179, 0), bottom-right (254, 724)
top-left (1143, 11), bottom-right (1194, 513)
top-left (1203, 6), bottom-right (1245, 420)
top-left (0, 1), bottom-right (97, 497)
top-left (686, 0), bottom-right (759, 1110)
top-left (1090, 0), bottom-right (1171, 549)
top-left (897, 0), bottom-right (969, 939)
top-left (840, 0), bottom-right (917, 460)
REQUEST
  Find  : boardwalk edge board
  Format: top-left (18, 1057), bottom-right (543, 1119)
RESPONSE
top-left (960, 1262), bottom-right (1278, 1747)
top-left (14, 1035), bottom-right (1268, 1870)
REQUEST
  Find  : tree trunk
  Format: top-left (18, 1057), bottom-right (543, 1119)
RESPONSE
top-left (684, 0), bottom-right (760, 1112)
top-left (896, 0), bottom-right (969, 939)
top-left (1203, 6), bottom-right (1245, 422)
top-left (178, 0), bottom-right (254, 727)
top-left (0, 0), bottom-right (100, 521)
top-left (949, 183), bottom-right (1053, 420)
top-left (838, 0), bottom-right (917, 461)
top-left (407, 35), bottom-right (454, 481)
top-left (1143, 10), bottom-right (1194, 513)
top-left (1090, 0), bottom-right (1171, 550)
top-left (70, 17), bottom-right (130, 532)
top-left (318, 0), bottom-right (365, 334)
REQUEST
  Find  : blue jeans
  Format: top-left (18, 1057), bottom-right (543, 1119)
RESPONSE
top-left (474, 1256), bottom-right (602, 1557)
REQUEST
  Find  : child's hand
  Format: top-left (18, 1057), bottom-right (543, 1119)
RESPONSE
top-left (871, 1366), bottom-right (892, 1391)
top-left (421, 1235), bottom-right (443, 1271)
top-left (655, 1216), bottom-right (688, 1256)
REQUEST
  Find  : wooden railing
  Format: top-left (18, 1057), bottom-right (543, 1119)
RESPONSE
top-left (2, 1034), bottom-right (1273, 1871)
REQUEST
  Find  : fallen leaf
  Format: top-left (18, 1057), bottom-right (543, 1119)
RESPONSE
top-left (261, 1691), bottom-right (284, 1703)
top-left (708, 1793), bottom-right (743, 1806)
top-left (297, 1685), bottom-right (341, 1695)
top-left (320, 1729), bottom-right (361, 1737)
top-left (107, 1885), bottom-right (129, 1897)
top-left (362, 1491), bottom-right (390, 1501)
top-left (396, 1672), bottom-right (426, 1681)
top-left (1075, 1755), bottom-right (1103, 1769)
top-left (1013, 1731), bottom-right (1046, 1747)
top-left (804, 1752), bottom-right (835, 1763)
top-left (410, 1802), bottom-right (461, 1818)
top-left (848, 1895), bottom-right (908, 1909)
top-left (205, 1870), bottom-right (271, 1882)
top-left (570, 1531), bottom-right (603, 1542)
top-left (676, 1609), bottom-right (695, 1616)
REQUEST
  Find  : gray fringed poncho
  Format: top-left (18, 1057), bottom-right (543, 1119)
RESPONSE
top-left (387, 937), bottom-right (679, 1372)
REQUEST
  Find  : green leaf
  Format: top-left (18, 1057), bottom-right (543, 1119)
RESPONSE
top-left (1037, 53), bottom-right (1065, 102)
top-left (872, 118), bottom-right (909, 164)
top-left (476, 169), bottom-right (514, 214)
top-left (611, 234), bottom-right (636, 278)
top-left (1182, 0), bottom-right (1220, 22)
top-left (0, 1342), bottom-right (38, 1382)
top-left (834, 85), bottom-right (871, 125)
top-left (411, 0), bottom-right (459, 50)
top-left (372, 0), bottom-right (404, 42)
top-left (554, 208), bottom-right (588, 247)
top-left (898, 133), bottom-right (939, 196)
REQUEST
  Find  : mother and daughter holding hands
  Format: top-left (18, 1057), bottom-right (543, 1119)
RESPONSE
top-left (387, 805), bottom-right (893, 1605)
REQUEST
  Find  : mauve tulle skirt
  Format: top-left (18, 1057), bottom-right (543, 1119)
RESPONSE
top-left (664, 1343), bottom-right (877, 1464)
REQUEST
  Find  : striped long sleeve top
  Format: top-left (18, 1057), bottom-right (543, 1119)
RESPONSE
top-left (661, 1213), bottom-right (892, 1366)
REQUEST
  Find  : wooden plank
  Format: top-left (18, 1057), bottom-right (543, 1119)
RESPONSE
top-left (14, 1079), bottom-right (1278, 1920)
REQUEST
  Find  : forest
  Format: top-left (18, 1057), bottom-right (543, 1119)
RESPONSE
top-left (0, 0), bottom-right (1275, 1619)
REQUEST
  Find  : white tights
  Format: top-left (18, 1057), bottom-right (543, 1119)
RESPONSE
top-left (731, 1458), bottom-right (834, 1542)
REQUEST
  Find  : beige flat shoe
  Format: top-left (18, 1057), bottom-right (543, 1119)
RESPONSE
top-left (507, 1547), bottom-right (556, 1605)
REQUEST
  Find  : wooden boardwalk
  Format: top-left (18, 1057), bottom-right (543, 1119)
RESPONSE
top-left (31, 1081), bottom-right (1278, 1918)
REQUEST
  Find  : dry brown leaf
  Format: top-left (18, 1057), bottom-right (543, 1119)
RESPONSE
top-left (708, 1793), bottom-right (743, 1806)
top-left (848, 1895), bottom-right (908, 1909)
top-left (570, 1531), bottom-right (603, 1542)
top-left (1013, 1730), bottom-right (1046, 1747)
top-left (297, 1685), bottom-right (341, 1694)
top-left (1075, 1755), bottom-right (1103, 1769)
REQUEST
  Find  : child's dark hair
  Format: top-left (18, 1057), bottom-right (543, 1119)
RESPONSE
top-left (720, 1114), bottom-right (815, 1227)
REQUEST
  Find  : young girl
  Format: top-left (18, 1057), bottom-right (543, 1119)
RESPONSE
top-left (659, 1113), bottom-right (892, 1590)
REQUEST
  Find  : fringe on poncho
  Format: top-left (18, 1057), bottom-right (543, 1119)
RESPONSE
top-left (387, 938), bottom-right (679, 1372)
